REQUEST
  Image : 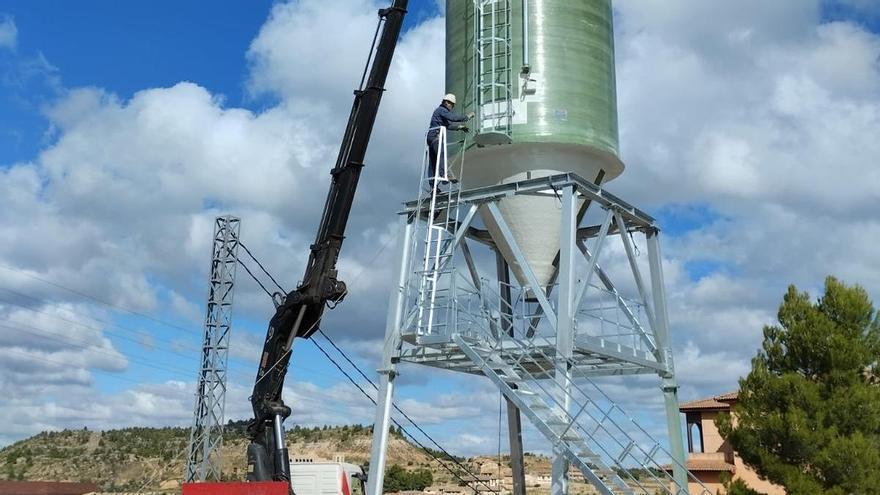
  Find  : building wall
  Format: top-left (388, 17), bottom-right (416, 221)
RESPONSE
top-left (685, 405), bottom-right (786, 495)
top-left (732, 456), bottom-right (785, 495)
top-left (690, 472), bottom-right (723, 495)
top-left (698, 411), bottom-right (729, 456)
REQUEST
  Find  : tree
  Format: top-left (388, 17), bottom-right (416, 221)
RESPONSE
top-left (383, 464), bottom-right (433, 493)
top-left (717, 276), bottom-right (880, 495)
top-left (383, 464), bottom-right (406, 493)
top-left (720, 474), bottom-right (762, 495)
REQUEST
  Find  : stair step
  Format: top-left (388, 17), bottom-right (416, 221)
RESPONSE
top-left (453, 338), bottom-right (676, 495)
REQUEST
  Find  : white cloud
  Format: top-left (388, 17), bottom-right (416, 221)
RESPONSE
top-left (247, 0), bottom-right (381, 105)
top-left (0, 14), bottom-right (16, 51)
top-left (0, 0), bottom-right (447, 448)
top-left (2, 0), bottom-right (879, 461)
top-left (594, 3), bottom-right (880, 413)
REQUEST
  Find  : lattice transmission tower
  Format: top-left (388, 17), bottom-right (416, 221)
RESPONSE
top-left (184, 215), bottom-right (240, 482)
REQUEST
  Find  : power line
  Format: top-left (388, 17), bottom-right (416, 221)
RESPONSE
top-left (0, 263), bottom-right (195, 334)
top-left (236, 257), bottom-right (276, 300)
top-left (236, 239), bottom-right (287, 294)
top-left (238, 229), bottom-right (496, 492)
top-left (310, 336), bottom-right (495, 494)
top-left (250, 222), bottom-right (403, 389)
top-left (0, 321), bottom-right (198, 379)
top-left (0, 290), bottom-right (204, 361)
top-left (0, 225), bottom-right (489, 489)
top-left (315, 329), bottom-right (497, 493)
top-left (0, 285), bottom-right (347, 382)
top-left (1, 331), bottom-right (374, 429)
top-left (4, 347), bottom-right (156, 387)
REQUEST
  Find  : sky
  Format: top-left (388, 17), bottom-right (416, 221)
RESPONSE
top-left (0, 0), bottom-right (879, 470)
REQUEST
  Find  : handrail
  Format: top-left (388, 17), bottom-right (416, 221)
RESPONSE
top-left (456, 279), bottom-right (713, 495)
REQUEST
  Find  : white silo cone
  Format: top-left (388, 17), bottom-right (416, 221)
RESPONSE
top-left (481, 194), bottom-right (574, 294)
top-left (456, 143), bottom-right (623, 298)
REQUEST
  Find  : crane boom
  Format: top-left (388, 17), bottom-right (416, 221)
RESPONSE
top-left (246, 0), bottom-right (408, 486)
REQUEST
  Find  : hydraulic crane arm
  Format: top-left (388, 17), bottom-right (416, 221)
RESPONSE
top-left (247, 0), bottom-right (408, 485)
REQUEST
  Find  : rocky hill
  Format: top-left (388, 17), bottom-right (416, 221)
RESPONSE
top-left (0, 423), bottom-right (664, 494)
top-left (0, 422), bottom-right (441, 493)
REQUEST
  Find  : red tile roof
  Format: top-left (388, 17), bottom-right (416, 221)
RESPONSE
top-left (679, 391), bottom-right (738, 411)
top-left (714, 391), bottom-right (739, 402)
top-left (685, 459), bottom-right (736, 472)
top-left (0, 481), bottom-right (99, 495)
top-left (663, 459), bottom-right (736, 473)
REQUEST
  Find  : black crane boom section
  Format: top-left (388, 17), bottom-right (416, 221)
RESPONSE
top-left (246, 0), bottom-right (408, 484)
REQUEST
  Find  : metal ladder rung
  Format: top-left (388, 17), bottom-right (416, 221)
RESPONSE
top-left (479, 80), bottom-right (511, 88)
top-left (578, 451), bottom-right (601, 461)
top-left (616, 441), bottom-right (635, 464)
top-left (477, 37), bottom-right (510, 44)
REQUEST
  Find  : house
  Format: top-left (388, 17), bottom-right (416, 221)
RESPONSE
top-left (679, 391), bottom-right (784, 495)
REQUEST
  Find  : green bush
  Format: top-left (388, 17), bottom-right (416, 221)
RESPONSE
top-left (383, 464), bottom-right (433, 492)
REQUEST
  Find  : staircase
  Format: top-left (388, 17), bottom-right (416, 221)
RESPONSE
top-left (451, 328), bottom-right (710, 495)
top-left (473, 0), bottom-right (513, 137)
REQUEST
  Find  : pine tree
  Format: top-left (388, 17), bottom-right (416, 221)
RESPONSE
top-left (717, 276), bottom-right (880, 495)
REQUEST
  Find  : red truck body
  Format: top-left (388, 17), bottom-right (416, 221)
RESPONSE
top-left (181, 481), bottom-right (289, 495)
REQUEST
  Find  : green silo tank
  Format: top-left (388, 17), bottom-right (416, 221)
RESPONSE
top-left (446, 0), bottom-right (625, 290)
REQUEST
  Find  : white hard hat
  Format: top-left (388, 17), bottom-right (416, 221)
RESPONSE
top-left (443, 93), bottom-right (457, 104)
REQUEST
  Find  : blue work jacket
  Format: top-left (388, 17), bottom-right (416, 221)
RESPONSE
top-left (427, 105), bottom-right (469, 141)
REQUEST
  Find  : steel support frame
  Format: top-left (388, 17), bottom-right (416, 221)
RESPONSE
top-left (373, 174), bottom-right (688, 495)
top-left (497, 252), bottom-right (526, 495)
top-left (647, 230), bottom-right (688, 494)
top-left (367, 216), bottom-right (413, 495)
top-left (185, 215), bottom-right (240, 482)
top-left (551, 185), bottom-right (577, 495)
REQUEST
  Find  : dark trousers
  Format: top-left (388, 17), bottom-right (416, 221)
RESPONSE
top-left (426, 136), bottom-right (446, 182)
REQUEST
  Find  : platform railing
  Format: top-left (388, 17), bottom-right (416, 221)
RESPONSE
top-left (452, 282), bottom-right (714, 495)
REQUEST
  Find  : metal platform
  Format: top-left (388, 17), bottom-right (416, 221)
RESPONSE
top-left (366, 170), bottom-right (713, 495)
top-left (398, 332), bottom-right (666, 378)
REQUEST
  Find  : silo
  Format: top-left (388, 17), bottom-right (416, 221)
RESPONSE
top-left (446, 0), bottom-right (624, 290)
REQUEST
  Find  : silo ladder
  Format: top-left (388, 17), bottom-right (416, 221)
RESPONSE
top-left (414, 126), bottom-right (462, 336)
top-left (473, 0), bottom-right (513, 139)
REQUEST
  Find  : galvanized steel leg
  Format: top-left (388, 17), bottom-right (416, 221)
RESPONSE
top-left (551, 185), bottom-right (577, 495)
top-left (496, 250), bottom-right (526, 495)
top-left (367, 217), bottom-right (413, 495)
top-left (646, 229), bottom-right (688, 494)
top-left (506, 401), bottom-right (526, 495)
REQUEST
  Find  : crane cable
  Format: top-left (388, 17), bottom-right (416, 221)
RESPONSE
top-left (317, 329), bottom-right (499, 494)
top-left (311, 336), bottom-right (495, 494)
top-left (241, 238), bottom-right (499, 494)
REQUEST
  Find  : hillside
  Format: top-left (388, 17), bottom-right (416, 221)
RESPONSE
top-left (0, 423), bottom-right (664, 494)
top-left (0, 423), bottom-right (438, 493)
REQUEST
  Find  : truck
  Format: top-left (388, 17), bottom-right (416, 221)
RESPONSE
top-left (183, 462), bottom-right (365, 495)
top-left (290, 461), bottom-right (366, 495)
top-left (182, 1), bottom-right (408, 494)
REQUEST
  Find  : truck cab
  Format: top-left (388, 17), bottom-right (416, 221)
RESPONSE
top-left (290, 461), bottom-right (366, 495)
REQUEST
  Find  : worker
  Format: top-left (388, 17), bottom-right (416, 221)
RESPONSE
top-left (426, 93), bottom-right (473, 186)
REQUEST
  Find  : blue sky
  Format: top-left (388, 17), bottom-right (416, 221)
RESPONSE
top-left (0, 1), bottom-right (442, 165)
top-left (1, 0), bottom-right (879, 477)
